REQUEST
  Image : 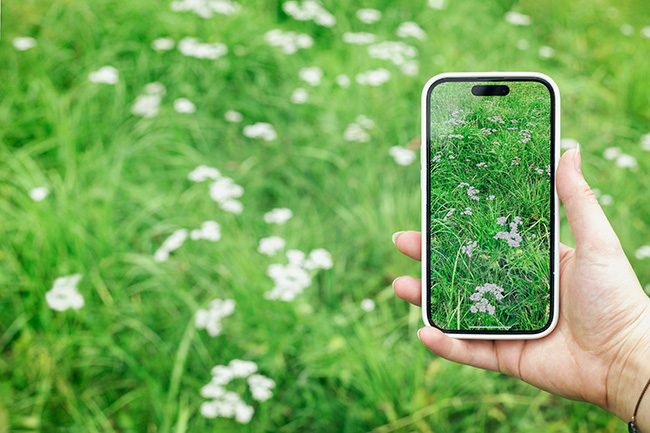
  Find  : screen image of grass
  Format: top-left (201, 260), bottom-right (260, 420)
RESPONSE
top-left (429, 81), bottom-right (552, 332)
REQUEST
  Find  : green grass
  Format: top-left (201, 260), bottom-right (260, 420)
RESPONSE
top-left (1, 0), bottom-right (650, 431)
top-left (427, 80), bottom-right (552, 331)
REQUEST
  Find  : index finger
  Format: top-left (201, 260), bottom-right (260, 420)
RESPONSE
top-left (393, 230), bottom-right (421, 261)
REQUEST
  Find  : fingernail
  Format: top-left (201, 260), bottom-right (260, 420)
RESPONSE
top-left (391, 276), bottom-right (401, 290)
top-left (574, 143), bottom-right (581, 173)
top-left (392, 231), bottom-right (404, 245)
top-left (417, 327), bottom-right (424, 339)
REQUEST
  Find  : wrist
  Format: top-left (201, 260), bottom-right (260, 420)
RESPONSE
top-left (607, 303), bottom-right (650, 430)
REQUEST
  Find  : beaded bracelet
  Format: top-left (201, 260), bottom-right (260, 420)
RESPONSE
top-left (629, 377), bottom-right (650, 433)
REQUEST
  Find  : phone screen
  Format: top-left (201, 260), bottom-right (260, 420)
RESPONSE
top-left (426, 78), bottom-right (555, 334)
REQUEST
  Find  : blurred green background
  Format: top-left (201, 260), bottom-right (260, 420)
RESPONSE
top-left (1, 0), bottom-right (650, 431)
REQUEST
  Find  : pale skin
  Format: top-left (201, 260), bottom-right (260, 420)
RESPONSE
top-left (393, 148), bottom-right (650, 430)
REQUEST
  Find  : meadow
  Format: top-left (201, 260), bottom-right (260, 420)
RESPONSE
top-left (427, 80), bottom-right (552, 332)
top-left (2, 0), bottom-right (650, 432)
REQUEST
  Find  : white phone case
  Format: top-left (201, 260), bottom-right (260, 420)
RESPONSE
top-left (420, 72), bottom-right (560, 340)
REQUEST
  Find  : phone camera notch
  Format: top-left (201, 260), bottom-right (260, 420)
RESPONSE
top-left (471, 85), bottom-right (510, 96)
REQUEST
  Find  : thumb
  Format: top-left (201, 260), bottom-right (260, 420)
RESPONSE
top-left (556, 147), bottom-right (622, 255)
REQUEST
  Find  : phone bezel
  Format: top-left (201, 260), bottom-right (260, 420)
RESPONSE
top-left (420, 72), bottom-right (560, 340)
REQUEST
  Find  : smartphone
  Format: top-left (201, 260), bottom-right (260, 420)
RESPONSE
top-left (420, 72), bottom-right (560, 339)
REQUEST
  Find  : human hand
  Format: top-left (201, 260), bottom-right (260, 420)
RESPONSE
top-left (393, 148), bottom-right (650, 427)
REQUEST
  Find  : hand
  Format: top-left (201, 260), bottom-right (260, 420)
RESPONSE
top-left (393, 148), bottom-right (650, 427)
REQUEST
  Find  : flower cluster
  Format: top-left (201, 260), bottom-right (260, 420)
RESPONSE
top-left (356, 8), bottom-right (382, 24)
top-left (154, 229), bottom-right (189, 262)
top-left (342, 32), bottom-right (376, 45)
top-left (173, 98), bottom-right (196, 113)
top-left (263, 208), bottom-right (293, 225)
top-left (344, 115), bottom-right (375, 142)
top-left (258, 236), bottom-right (287, 256)
top-left (188, 165), bottom-right (245, 213)
top-left (469, 283), bottom-right (505, 314)
top-left (298, 66), bottom-right (323, 86)
top-left (46, 274), bottom-right (85, 311)
top-left (457, 183), bottom-right (481, 201)
top-left (603, 147), bottom-right (638, 169)
top-left (389, 146), bottom-right (416, 166)
top-left (243, 122), bottom-right (278, 141)
top-left (200, 359), bottom-right (275, 424)
top-left (191, 221), bottom-right (221, 242)
top-left (13, 37), bottom-right (37, 51)
top-left (283, 1), bottom-right (336, 27)
top-left (460, 207), bottom-right (472, 215)
top-left (641, 133), bottom-right (650, 151)
top-left (265, 248), bottom-right (332, 301)
top-left (265, 29), bottom-right (314, 55)
top-left (152, 37), bottom-right (175, 51)
top-left (355, 68), bottom-right (391, 86)
top-left (494, 215), bottom-right (523, 247)
top-left (504, 11), bottom-right (531, 26)
top-left (195, 298), bottom-right (235, 336)
top-left (225, 110), bottom-right (244, 123)
top-left (428, 0), bottom-right (445, 9)
top-left (88, 66), bottom-right (119, 84)
top-left (170, 0), bottom-right (241, 18)
top-left (291, 88), bottom-right (308, 104)
top-left (132, 82), bottom-right (165, 118)
top-left (635, 245), bottom-right (650, 260)
top-left (396, 22), bottom-right (427, 40)
top-left (360, 298), bottom-right (376, 312)
top-left (367, 41), bottom-right (418, 75)
top-left (335, 74), bottom-right (351, 87)
top-left (487, 116), bottom-right (505, 124)
top-left (178, 37), bottom-right (228, 59)
top-left (442, 207), bottom-right (455, 222)
top-left (29, 186), bottom-right (49, 202)
top-left (461, 240), bottom-right (478, 257)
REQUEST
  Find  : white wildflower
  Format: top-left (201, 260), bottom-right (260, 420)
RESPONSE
top-left (88, 66), bottom-right (119, 85)
top-left (264, 208), bottom-right (293, 225)
top-left (171, 0), bottom-right (241, 18)
top-left (356, 8), bottom-right (382, 24)
top-left (264, 263), bottom-right (311, 301)
top-left (643, 27), bottom-right (650, 38)
top-left (641, 133), bottom-right (650, 151)
top-left (494, 216), bottom-right (523, 247)
top-left (258, 236), bottom-right (286, 256)
top-left (389, 146), bottom-right (416, 166)
top-left (360, 298), bottom-right (376, 312)
top-left (621, 24), bottom-right (634, 36)
top-left (504, 11), bottom-right (531, 26)
top-left (188, 165), bottom-right (221, 182)
top-left (442, 208), bottom-right (455, 222)
top-left (599, 194), bottom-right (614, 206)
top-left (144, 82), bottom-right (166, 95)
top-left (335, 74), bottom-right (351, 87)
top-left (299, 66), bottom-right (323, 86)
top-left (265, 29), bottom-right (313, 54)
top-left (152, 37), bottom-right (175, 51)
top-left (460, 207), bottom-right (472, 215)
top-left (191, 221), bottom-right (221, 242)
top-left (396, 22), bottom-right (427, 40)
top-left (174, 98), bottom-right (196, 113)
top-left (367, 41), bottom-right (417, 66)
top-left (400, 60), bottom-right (419, 76)
top-left (291, 88), bottom-right (308, 104)
top-left (616, 154), bottom-right (637, 169)
top-left (428, 0), bottom-right (445, 9)
top-left (13, 37), bottom-right (37, 51)
top-left (342, 32), bottom-right (377, 45)
top-left (178, 37), bottom-right (227, 59)
top-left (220, 199), bottom-right (243, 214)
top-left (603, 147), bottom-right (622, 160)
top-left (225, 110), bottom-right (243, 123)
top-left (243, 122), bottom-right (277, 141)
top-left (45, 274), bottom-right (85, 311)
top-left (154, 229), bottom-right (189, 262)
top-left (538, 46), bottom-right (555, 59)
top-left (469, 283), bottom-right (505, 315)
top-left (304, 248), bottom-right (333, 270)
top-left (247, 374), bottom-right (276, 401)
top-left (132, 83), bottom-right (165, 118)
top-left (461, 240), bottom-right (478, 257)
top-left (356, 68), bottom-right (391, 86)
top-left (561, 138), bottom-right (579, 150)
top-left (282, 1), bottom-right (336, 27)
top-left (195, 298), bottom-right (235, 336)
top-left (635, 246), bottom-right (650, 260)
top-left (210, 177), bottom-right (244, 213)
top-left (29, 186), bottom-right (49, 202)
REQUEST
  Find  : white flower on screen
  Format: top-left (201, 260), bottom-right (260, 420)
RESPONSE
top-left (304, 248), bottom-right (333, 270)
top-left (428, 0), bottom-right (445, 9)
top-left (487, 195), bottom-right (495, 200)
top-left (442, 208), bottom-right (455, 222)
top-left (200, 359), bottom-right (274, 423)
top-left (178, 37), bottom-right (227, 59)
top-left (88, 66), bottom-right (119, 85)
top-left (13, 37), bottom-right (37, 51)
top-left (516, 39), bottom-right (530, 50)
top-left (29, 186), bottom-right (49, 202)
top-left (195, 298), bottom-right (235, 336)
top-left (367, 41), bottom-right (417, 66)
top-left (355, 68), bottom-right (391, 86)
top-left (432, 153), bottom-right (441, 163)
top-left (258, 236), bottom-right (286, 256)
top-left (152, 37), bottom-right (175, 51)
top-left (188, 165), bottom-right (221, 182)
top-left (494, 216), bottom-right (523, 247)
top-left (496, 216), bottom-right (507, 225)
top-left (460, 207), bottom-right (472, 216)
top-left (635, 246), bottom-right (650, 260)
top-left (243, 122), bottom-right (277, 141)
top-left (476, 162), bottom-right (486, 167)
top-left (335, 74), bottom-right (351, 87)
top-left (360, 298), bottom-right (376, 312)
top-left (538, 46), bottom-right (555, 59)
top-left (282, 1), bottom-right (336, 27)
top-left (504, 11), bottom-right (531, 26)
top-left (265, 29), bottom-right (313, 54)
top-left (396, 22), bottom-right (427, 40)
top-left (154, 229), bottom-right (189, 262)
top-left (616, 154), bottom-right (637, 169)
top-left (225, 110), bottom-right (243, 123)
top-left (45, 274), bottom-right (85, 311)
top-left (561, 138), bottom-right (579, 150)
top-left (469, 283), bottom-right (505, 315)
top-left (264, 208), bottom-right (293, 224)
top-left (342, 32), bottom-right (376, 45)
top-left (291, 88), bottom-right (308, 104)
top-left (603, 147), bottom-right (621, 160)
top-left (461, 240), bottom-right (478, 257)
top-left (356, 8), bottom-right (382, 24)
top-left (467, 186), bottom-right (480, 200)
top-left (174, 98), bottom-right (196, 113)
top-left (191, 221), bottom-right (221, 241)
top-left (389, 146), bottom-right (416, 166)
top-left (640, 133), bottom-right (650, 151)
top-left (298, 67), bottom-right (323, 86)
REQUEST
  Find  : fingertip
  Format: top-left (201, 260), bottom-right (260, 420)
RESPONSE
top-left (392, 231), bottom-right (404, 245)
